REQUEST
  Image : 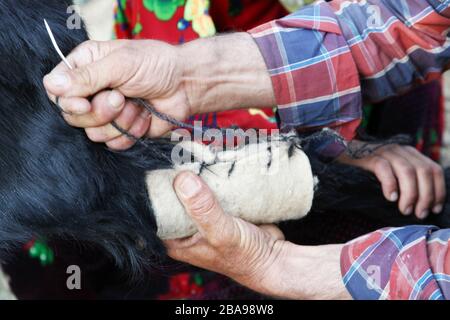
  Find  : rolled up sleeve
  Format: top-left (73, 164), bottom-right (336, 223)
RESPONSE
top-left (249, 0), bottom-right (450, 157)
top-left (341, 226), bottom-right (450, 300)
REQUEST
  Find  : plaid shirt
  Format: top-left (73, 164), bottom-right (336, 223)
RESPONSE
top-left (249, 0), bottom-right (450, 157)
top-left (341, 226), bottom-right (450, 300)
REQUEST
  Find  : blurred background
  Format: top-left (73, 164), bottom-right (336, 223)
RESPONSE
top-left (75, 0), bottom-right (114, 41)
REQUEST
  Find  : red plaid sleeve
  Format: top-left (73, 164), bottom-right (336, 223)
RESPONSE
top-left (249, 0), bottom-right (450, 152)
top-left (341, 226), bottom-right (450, 300)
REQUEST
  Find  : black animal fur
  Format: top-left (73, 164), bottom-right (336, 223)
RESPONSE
top-left (0, 1), bottom-right (448, 280)
top-left (0, 0), bottom-right (173, 275)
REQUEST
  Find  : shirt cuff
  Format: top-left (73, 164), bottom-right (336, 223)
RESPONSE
top-left (340, 226), bottom-right (445, 300)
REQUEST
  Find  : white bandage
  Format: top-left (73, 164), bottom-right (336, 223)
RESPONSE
top-left (146, 139), bottom-right (315, 240)
top-left (0, 267), bottom-right (15, 300)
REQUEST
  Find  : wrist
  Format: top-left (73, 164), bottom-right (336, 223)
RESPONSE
top-left (261, 243), bottom-right (351, 300)
top-left (178, 32), bottom-right (276, 115)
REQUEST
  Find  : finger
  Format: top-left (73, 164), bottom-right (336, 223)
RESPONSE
top-left (167, 241), bottom-right (217, 269)
top-left (164, 233), bottom-right (204, 251)
top-left (45, 63), bottom-right (71, 105)
top-left (173, 171), bottom-right (236, 247)
top-left (44, 49), bottom-right (133, 99)
top-left (106, 110), bottom-right (151, 150)
top-left (396, 147), bottom-right (435, 219)
top-left (366, 156), bottom-right (399, 202)
top-left (63, 90), bottom-right (125, 128)
top-left (44, 40), bottom-right (130, 104)
top-left (146, 93), bottom-right (189, 138)
top-left (85, 101), bottom-right (142, 143)
top-left (54, 96), bottom-right (92, 115)
top-left (412, 163), bottom-right (434, 219)
top-left (413, 152), bottom-right (446, 215)
top-left (147, 116), bottom-right (174, 138)
top-left (338, 154), bottom-right (399, 202)
top-left (382, 151), bottom-right (418, 215)
top-left (259, 225), bottom-right (285, 241)
top-left (70, 40), bottom-right (131, 66)
top-left (432, 164), bottom-right (446, 214)
top-left (59, 90), bottom-right (125, 117)
top-left (50, 43), bottom-right (97, 75)
top-left (50, 40), bottom-right (131, 73)
top-left (404, 147), bottom-right (448, 214)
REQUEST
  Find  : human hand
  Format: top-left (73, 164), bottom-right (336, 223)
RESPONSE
top-left (43, 40), bottom-right (190, 150)
top-left (165, 172), bottom-right (351, 300)
top-left (43, 34), bottom-right (275, 150)
top-left (338, 143), bottom-right (446, 219)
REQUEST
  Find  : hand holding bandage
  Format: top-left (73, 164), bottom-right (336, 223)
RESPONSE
top-left (165, 171), bottom-right (351, 300)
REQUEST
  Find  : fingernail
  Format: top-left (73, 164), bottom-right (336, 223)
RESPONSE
top-left (108, 91), bottom-right (124, 110)
top-left (390, 192), bottom-right (399, 202)
top-left (419, 210), bottom-right (429, 220)
top-left (176, 173), bottom-right (202, 199)
top-left (404, 206), bottom-right (413, 216)
top-left (433, 204), bottom-right (443, 214)
top-left (46, 72), bottom-right (69, 89)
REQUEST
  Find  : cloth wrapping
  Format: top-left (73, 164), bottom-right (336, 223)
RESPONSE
top-left (146, 139), bottom-right (315, 239)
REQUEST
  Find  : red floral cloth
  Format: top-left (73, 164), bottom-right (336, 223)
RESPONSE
top-left (114, 0), bottom-right (288, 132)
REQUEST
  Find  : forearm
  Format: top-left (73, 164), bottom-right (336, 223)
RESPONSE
top-left (179, 32), bottom-right (276, 115)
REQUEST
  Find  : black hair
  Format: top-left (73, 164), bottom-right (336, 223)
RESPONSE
top-left (0, 0), bottom-right (173, 276)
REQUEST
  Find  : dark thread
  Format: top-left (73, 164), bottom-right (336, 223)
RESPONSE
top-left (267, 146), bottom-right (272, 169)
top-left (199, 161), bottom-right (209, 175)
top-left (347, 135), bottom-right (412, 158)
top-left (288, 142), bottom-right (296, 158)
top-left (131, 98), bottom-right (230, 138)
top-left (111, 121), bottom-right (140, 142)
top-left (228, 161), bottom-right (236, 177)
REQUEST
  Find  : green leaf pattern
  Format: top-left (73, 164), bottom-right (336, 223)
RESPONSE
top-left (143, 0), bottom-right (186, 21)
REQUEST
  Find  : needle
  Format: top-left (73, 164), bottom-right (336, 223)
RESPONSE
top-left (44, 19), bottom-right (74, 70)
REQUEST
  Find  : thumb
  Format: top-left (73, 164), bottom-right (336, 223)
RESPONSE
top-left (43, 51), bottom-right (125, 99)
top-left (174, 172), bottom-right (234, 245)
